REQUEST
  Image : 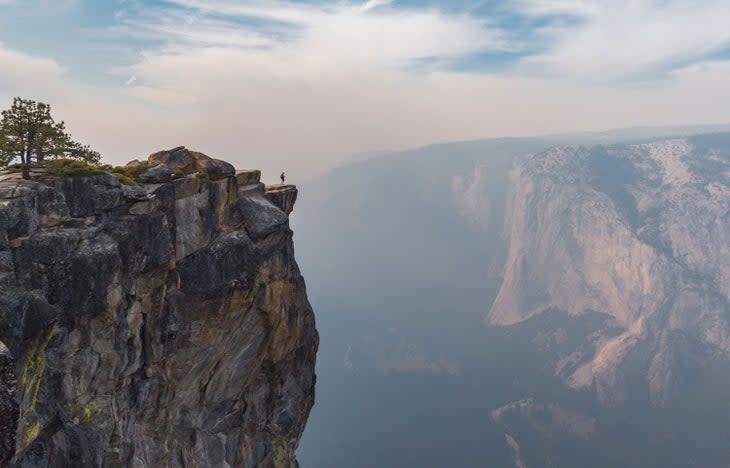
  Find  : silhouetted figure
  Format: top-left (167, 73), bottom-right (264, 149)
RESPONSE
top-left (280, 172), bottom-right (286, 184)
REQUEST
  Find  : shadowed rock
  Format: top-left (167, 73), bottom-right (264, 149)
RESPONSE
top-left (0, 150), bottom-right (317, 467)
top-left (0, 342), bottom-right (16, 466)
top-left (265, 185), bottom-right (298, 215)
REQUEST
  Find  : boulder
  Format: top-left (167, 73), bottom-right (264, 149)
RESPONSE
top-left (138, 163), bottom-right (174, 184)
top-left (147, 146), bottom-right (235, 180)
top-left (236, 169), bottom-right (262, 186)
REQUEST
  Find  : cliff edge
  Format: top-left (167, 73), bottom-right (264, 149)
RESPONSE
top-left (0, 147), bottom-right (318, 467)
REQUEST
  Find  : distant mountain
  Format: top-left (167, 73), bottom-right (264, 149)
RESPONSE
top-left (295, 128), bottom-right (730, 467)
top-left (491, 135), bottom-right (730, 405)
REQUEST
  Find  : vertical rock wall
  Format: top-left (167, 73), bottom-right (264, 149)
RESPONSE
top-left (0, 148), bottom-right (317, 467)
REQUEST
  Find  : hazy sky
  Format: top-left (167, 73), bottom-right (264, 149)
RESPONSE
top-left (1, 0), bottom-right (729, 180)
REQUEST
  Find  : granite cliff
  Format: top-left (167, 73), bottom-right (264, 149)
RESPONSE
top-left (490, 135), bottom-right (730, 405)
top-left (0, 147), bottom-right (318, 467)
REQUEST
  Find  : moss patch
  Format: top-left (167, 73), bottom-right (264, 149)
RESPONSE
top-left (17, 323), bottom-right (58, 449)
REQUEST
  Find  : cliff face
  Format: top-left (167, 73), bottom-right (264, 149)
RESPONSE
top-left (0, 148), bottom-right (318, 467)
top-left (490, 135), bottom-right (730, 405)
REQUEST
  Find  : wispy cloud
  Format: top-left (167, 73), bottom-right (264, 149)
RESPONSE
top-left (117, 0), bottom-right (509, 84)
top-left (511, 0), bottom-right (730, 80)
top-left (115, 0), bottom-right (730, 90)
top-left (78, 0), bottom-right (730, 176)
top-left (360, 0), bottom-right (393, 12)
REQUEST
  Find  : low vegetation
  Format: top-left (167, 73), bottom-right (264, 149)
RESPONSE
top-left (42, 159), bottom-right (107, 178)
top-left (4, 159), bottom-right (147, 186)
top-left (108, 162), bottom-right (151, 185)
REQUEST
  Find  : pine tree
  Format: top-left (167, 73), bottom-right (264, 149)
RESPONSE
top-left (0, 97), bottom-right (100, 179)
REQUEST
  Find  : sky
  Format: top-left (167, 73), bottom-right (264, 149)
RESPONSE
top-left (1, 0), bottom-right (730, 180)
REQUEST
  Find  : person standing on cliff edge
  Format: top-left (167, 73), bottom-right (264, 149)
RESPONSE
top-left (280, 172), bottom-right (286, 184)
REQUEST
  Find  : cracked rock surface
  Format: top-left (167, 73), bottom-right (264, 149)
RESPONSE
top-left (0, 149), bottom-right (318, 467)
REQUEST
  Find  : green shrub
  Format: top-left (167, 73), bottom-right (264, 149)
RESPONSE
top-left (111, 172), bottom-right (137, 186)
top-left (111, 162), bottom-right (151, 182)
top-left (41, 159), bottom-right (107, 177)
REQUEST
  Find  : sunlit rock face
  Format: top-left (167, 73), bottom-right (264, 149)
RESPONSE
top-left (490, 135), bottom-right (730, 405)
top-left (0, 149), bottom-right (318, 467)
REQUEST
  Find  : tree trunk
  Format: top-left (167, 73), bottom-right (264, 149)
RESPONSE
top-left (21, 151), bottom-right (30, 180)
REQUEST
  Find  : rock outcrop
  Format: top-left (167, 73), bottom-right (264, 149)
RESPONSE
top-left (489, 135), bottom-right (730, 405)
top-left (0, 149), bottom-right (318, 467)
top-left (264, 185), bottom-right (298, 215)
top-left (140, 146), bottom-right (236, 183)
